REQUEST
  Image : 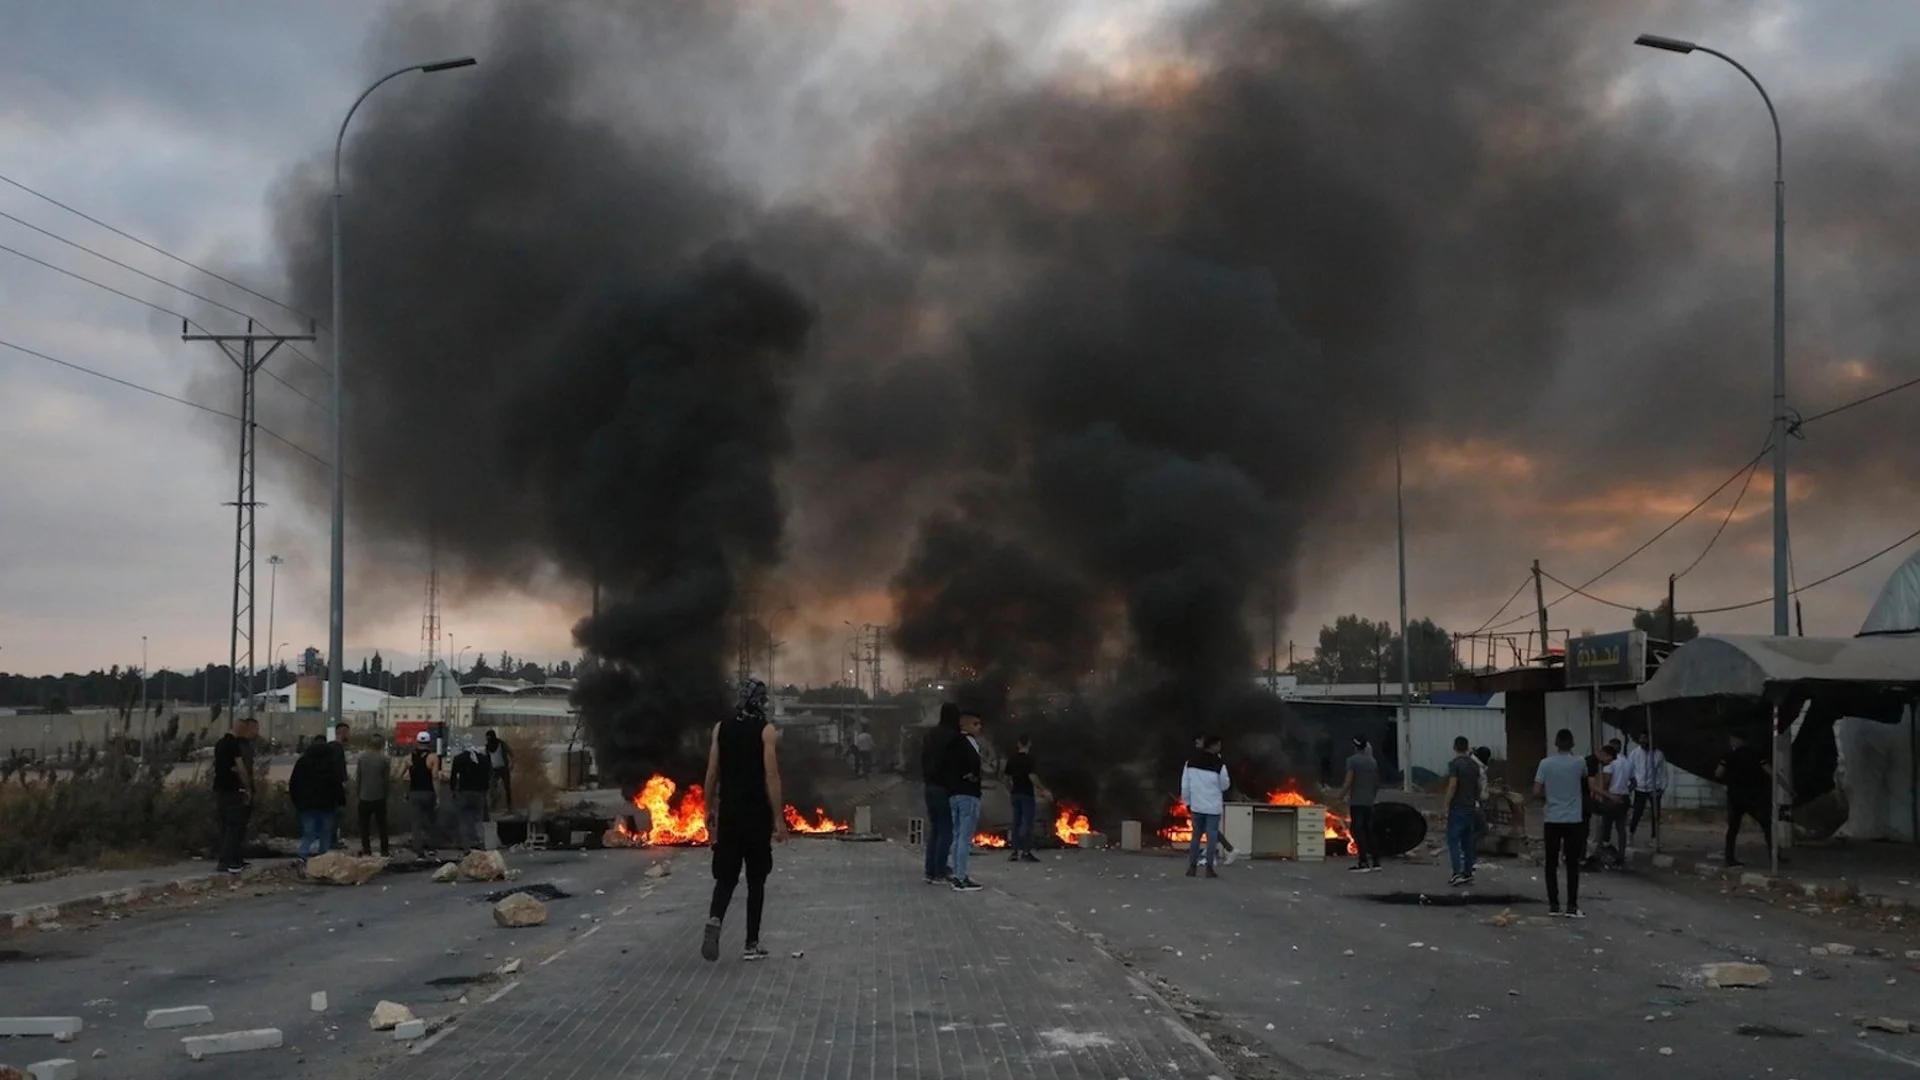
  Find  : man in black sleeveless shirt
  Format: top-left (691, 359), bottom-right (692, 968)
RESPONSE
top-left (702, 678), bottom-right (786, 962)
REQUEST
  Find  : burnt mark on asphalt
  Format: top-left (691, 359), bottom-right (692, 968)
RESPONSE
top-left (479, 883), bottom-right (572, 903)
top-left (1365, 892), bottom-right (1537, 907)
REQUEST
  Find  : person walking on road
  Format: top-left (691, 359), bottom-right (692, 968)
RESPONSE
top-left (1002, 736), bottom-right (1051, 863)
top-left (485, 729), bottom-right (514, 813)
top-left (1338, 737), bottom-right (1382, 872)
top-left (852, 725), bottom-right (875, 779)
top-left (211, 715), bottom-right (258, 874)
top-left (1444, 736), bottom-right (1482, 886)
top-left (1591, 743), bottom-right (1631, 867)
top-left (1627, 731), bottom-right (1666, 848)
top-left (919, 703), bottom-right (960, 885)
top-left (1534, 728), bottom-right (1588, 918)
top-left (405, 731), bottom-right (440, 860)
top-left (702, 679), bottom-right (786, 963)
top-left (355, 735), bottom-right (393, 858)
top-left (945, 709), bottom-right (988, 891)
top-left (290, 739), bottom-right (341, 867)
top-left (449, 736), bottom-right (491, 851)
top-left (1715, 732), bottom-right (1774, 869)
top-left (1182, 735), bottom-right (1231, 879)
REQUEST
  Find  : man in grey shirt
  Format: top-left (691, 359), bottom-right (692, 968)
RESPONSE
top-left (1338, 736), bottom-right (1381, 872)
top-left (355, 736), bottom-right (393, 858)
top-left (1533, 729), bottom-right (1588, 917)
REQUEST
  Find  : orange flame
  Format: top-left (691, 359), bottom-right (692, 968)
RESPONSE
top-left (1159, 801), bottom-right (1194, 844)
top-left (1053, 806), bottom-right (1092, 846)
top-left (784, 805), bottom-right (850, 834)
top-left (972, 831), bottom-right (1008, 848)
top-left (1151, 782), bottom-right (1354, 855)
top-left (622, 774), bottom-right (850, 845)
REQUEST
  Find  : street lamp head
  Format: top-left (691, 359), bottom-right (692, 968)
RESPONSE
top-left (1634, 33), bottom-right (1697, 54)
top-left (420, 57), bottom-right (478, 73)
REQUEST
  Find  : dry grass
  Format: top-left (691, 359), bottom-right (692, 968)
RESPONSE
top-left (500, 729), bottom-right (555, 813)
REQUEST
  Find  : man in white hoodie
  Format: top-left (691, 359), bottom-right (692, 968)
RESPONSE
top-left (1182, 735), bottom-right (1231, 879)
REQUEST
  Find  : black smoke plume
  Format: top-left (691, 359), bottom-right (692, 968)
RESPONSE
top-left (244, 1), bottom-right (1920, 819)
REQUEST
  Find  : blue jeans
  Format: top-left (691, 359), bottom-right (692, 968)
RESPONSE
top-left (1010, 793), bottom-right (1036, 853)
top-left (948, 794), bottom-right (982, 881)
top-left (923, 785), bottom-right (952, 879)
top-left (298, 810), bottom-right (337, 859)
top-left (1446, 807), bottom-right (1478, 876)
top-left (1186, 812), bottom-right (1221, 868)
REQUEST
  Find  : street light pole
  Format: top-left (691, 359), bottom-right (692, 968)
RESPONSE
top-left (329, 56), bottom-right (477, 742)
top-left (1395, 423), bottom-right (1413, 793)
top-left (265, 554), bottom-right (282, 706)
top-left (1635, 33), bottom-right (1788, 637)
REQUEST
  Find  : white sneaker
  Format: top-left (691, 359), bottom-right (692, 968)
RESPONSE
top-left (1221, 849), bottom-right (1238, 866)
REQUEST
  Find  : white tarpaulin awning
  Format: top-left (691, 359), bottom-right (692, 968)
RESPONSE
top-left (1635, 633), bottom-right (1920, 706)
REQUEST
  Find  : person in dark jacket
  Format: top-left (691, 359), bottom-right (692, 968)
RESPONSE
top-left (449, 737), bottom-right (492, 851)
top-left (326, 722), bottom-right (352, 850)
top-left (289, 740), bottom-right (341, 863)
top-left (919, 703), bottom-right (960, 885)
top-left (944, 709), bottom-right (986, 891)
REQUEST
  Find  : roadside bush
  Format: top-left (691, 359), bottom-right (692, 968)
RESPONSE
top-left (501, 729), bottom-right (554, 813)
top-left (0, 759), bottom-right (215, 876)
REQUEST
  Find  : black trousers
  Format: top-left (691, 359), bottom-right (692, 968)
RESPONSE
top-left (1349, 804), bottom-right (1378, 866)
top-left (358, 799), bottom-right (390, 856)
top-left (215, 789), bottom-right (250, 869)
top-left (1543, 822), bottom-right (1585, 909)
top-left (1629, 790), bottom-right (1661, 841)
top-left (1725, 796), bottom-right (1773, 864)
top-left (710, 825), bottom-right (774, 944)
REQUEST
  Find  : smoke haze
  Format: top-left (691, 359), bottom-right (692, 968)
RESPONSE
top-left (245, 0), bottom-right (1920, 787)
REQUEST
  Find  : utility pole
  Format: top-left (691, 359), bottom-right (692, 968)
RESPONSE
top-left (1269, 578), bottom-right (1280, 694)
top-left (1666, 574), bottom-right (1677, 647)
top-left (418, 540), bottom-right (441, 676)
top-left (1395, 426), bottom-right (1412, 793)
top-left (184, 320), bottom-right (315, 725)
top-left (1531, 560), bottom-right (1550, 664)
top-left (266, 555), bottom-right (283, 709)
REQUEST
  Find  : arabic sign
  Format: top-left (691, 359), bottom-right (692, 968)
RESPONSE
top-left (294, 675), bottom-right (323, 712)
top-left (1565, 630), bottom-right (1646, 687)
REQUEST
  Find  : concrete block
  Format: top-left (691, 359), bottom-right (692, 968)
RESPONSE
top-left (1651, 854), bottom-right (1675, 869)
top-left (482, 821), bottom-right (500, 851)
top-left (853, 806), bottom-right (873, 835)
top-left (392, 1019), bottom-right (428, 1041)
top-left (309, 992), bottom-right (327, 1012)
top-left (26, 1060), bottom-right (77, 1080)
top-left (144, 1006), bottom-right (214, 1030)
top-left (1076, 832), bottom-right (1106, 850)
top-left (1119, 821), bottom-right (1142, 851)
top-left (908, 817), bottom-right (925, 846)
top-left (180, 1029), bottom-right (283, 1058)
top-left (0, 1018), bottom-right (83, 1039)
top-left (1739, 872), bottom-right (1774, 889)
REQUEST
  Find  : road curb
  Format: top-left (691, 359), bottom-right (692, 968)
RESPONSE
top-left (1626, 848), bottom-right (1920, 914)
top-left (1, 866), bottom-right (274, 933)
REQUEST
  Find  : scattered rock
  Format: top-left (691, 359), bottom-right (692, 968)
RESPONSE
top-left (1486, 909), bottom-right (1518, 928)
top-left (309, 991), bottom-right (327, 1012)
top-left (1855, 1016), bottom-right (1914, 1035)
top-left (369, 1001), bottom-right (415, 1032)
top-left (644, 862), bottom-right (672, 880)
top-left (1810, 947), bottom-right (1830, 957)
top-left (493, 958), bottom-right (522, 978)
top-left (392, 1019), bottom-right (428, 1041)
top-left (493, 893), bottom-right (548, 928)
top-left (1735, 1023), bottom-right (1804, 1038)
top-left (459, 850), bottom-right (509, 883)
top-left (25, 1060), bottom-right (77, 1080)
top-left (431, 863), bottom-right (461, 884)
top-left (1823, 943), bottom-right (1857, 957)
top-left (89, 1050), bottom-right (105, 1060)
top-left (1658, 1047), bottom-right (1674, 1057)
top-left (303, 852), bottom-right (385, 886)
top-left (1701, 963), bottom-right (1771, 989)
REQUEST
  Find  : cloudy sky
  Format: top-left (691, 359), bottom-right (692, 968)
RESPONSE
top-left (4, 0), bottom-right (1920, 684)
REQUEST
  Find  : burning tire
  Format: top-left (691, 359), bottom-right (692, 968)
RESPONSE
top-left (1370, 801), bottom-right (1427, 857)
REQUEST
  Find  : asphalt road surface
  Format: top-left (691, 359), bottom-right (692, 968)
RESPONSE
top-left (1, 848), bottom-right (669, 1078)
top-left (981, 846), bottom-right (1920, 1079)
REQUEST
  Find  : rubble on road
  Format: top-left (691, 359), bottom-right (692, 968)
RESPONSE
top-left (369, 1001), bottom-right (416, 1031)
top-left (1486, 908), bottom-right (1518, 928)
top-left (1856, 1016), bottom-right (1914, 1034)
top-left (302, 852), bottom-right (386, 886)
top-left (459, 850), bottom-right (509, 882)
top-left (144, 1005), bottom-right (213, 1029)
top-left (25, 1060), bottom-right (76, 1080)
top-left (431, 862), bottom-right (461, 883)
top-left (180, 1028), bottom-right (283, 1058)
top-left (644, 861), bottom-right (671, 879)
top-left (1700, 962), bottom-right (1772, 988)
top-left (493, 893), bottom-right (548, 928)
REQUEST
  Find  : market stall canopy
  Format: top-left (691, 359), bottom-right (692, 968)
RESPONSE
top-left (1635, 634), bottom-right (1920, 715)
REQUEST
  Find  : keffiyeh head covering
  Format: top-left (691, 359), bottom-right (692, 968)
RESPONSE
top-left (734, 678), bottom-right (769, 722)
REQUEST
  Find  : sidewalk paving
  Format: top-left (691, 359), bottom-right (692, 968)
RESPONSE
top-left (1574, 820), bottom-right (1920, 912)
top-left (380, 840), bottom-right (1228, 1080)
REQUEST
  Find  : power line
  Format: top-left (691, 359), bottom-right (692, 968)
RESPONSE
top-left (0, 207), bottom-right (330, 380)
top-left (0, 239), bottom-right (327, 415)
top-left (1485, 440), bottom-right (1774, 632)
top-left (0, 333), bottom-right (334, 473)
top-left (1674, 447), bottom-right (1764, 580)
top-left (1462, 576), bottom-right (1533, 637)
top-left (1793, 372), bottom-right (1920, 431)
top-left (0, 169), bottom-right (318, 328)
top-left (1540, 521), bottom-right (1920, 618)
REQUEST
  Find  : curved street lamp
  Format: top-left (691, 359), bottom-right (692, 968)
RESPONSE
top-left (328, 56), bottom-right (478, 741)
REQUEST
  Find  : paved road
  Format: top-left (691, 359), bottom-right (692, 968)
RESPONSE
top-left (379, 840), bottom-right (1226, 1080)
top-left (2, 849), bottom-right (664, 1078)
top-left (980, 846), bottom-right (1920, 1079)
